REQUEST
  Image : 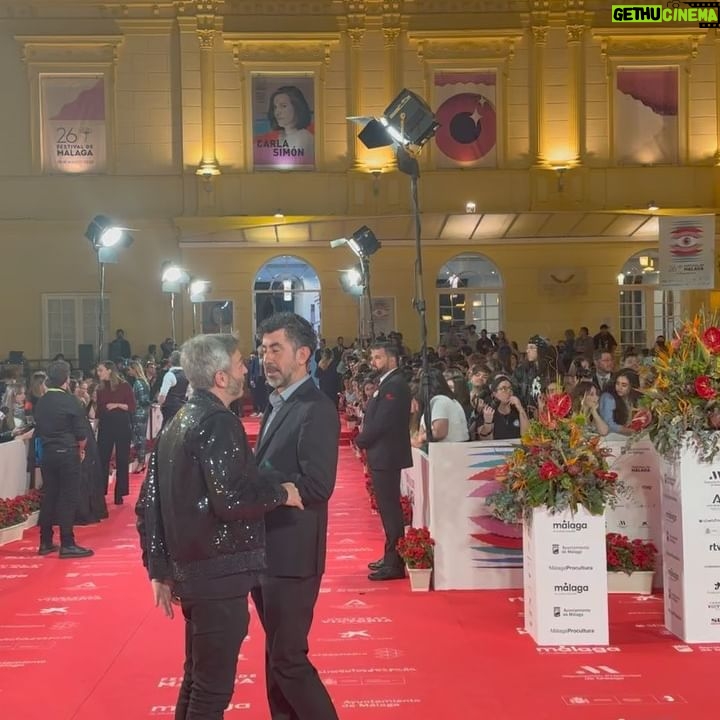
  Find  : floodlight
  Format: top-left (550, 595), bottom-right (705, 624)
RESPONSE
top-left (161, 262), bottom-right (190, 289)
top-left (354, 88), bottom-right (440, 151)
top-left (85, 215), bottom-right (134, 253)
top-left (330, 225), bottom-right (381, 258)
top-left (189, 279), bottom-right (211, 303)
top-left (339, 267), bottom-right (364, 297)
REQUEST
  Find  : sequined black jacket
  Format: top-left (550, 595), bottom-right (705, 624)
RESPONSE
top-left (135, 389), bottom-right (288, 588)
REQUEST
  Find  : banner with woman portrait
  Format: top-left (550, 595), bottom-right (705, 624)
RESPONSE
top-left (252, 75), bottom-right (315, 170)
top-left (433, 71), bottom-right (497, 168)
top-left (40, 75), bottom-right (107, 173)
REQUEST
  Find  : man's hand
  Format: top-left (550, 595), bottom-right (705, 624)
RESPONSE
top-left (281, 482), bottom-right (304, 510)
top-left (151, 579), bottom-right (176, 619)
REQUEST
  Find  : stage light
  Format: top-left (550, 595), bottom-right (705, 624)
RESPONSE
top-left (161, 262), bottom-right (190, 289)
top-left (353, 89), bottom-right (440, 151)
top-left (189, 279), bottom-right (211, 303)
top-left (330, 225), bottom-right (381, 258)
top-left (85, 215), bottom-right (134, 263)
top-left (339, 267), bottom-right (364, 297)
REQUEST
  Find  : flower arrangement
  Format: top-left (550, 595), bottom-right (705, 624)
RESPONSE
top-left (400, 495), bottom-right (413, 526)
top-left (0, 496), bottom-right (30, 530)
top-left (606, 533), bottom-right (657, 575)
top-left (487, 392), bottom-right (621, 523)
top-left (396, 526), bottom-right (434, 569)
top-left (637, 312), bottom-right (720, 462)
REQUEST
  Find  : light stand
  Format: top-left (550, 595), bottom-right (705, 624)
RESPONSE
top-left (360, 256), bottom-right (376, 343)
top-left (161, 262), bottom-right (191, 344)
top-left (189, 279), bottom-right (212, 336)
top-left (84, 215), bottom-right (133, 362)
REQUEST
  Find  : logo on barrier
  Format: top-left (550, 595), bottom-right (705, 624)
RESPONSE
top-left (710, 542), bottom-right (720, 552)
top-left (554, 583), bottom-right (589, 595)
top-left (552, 544), bottom-right (560, 555)
top-left (552, 521), bottom-right (588, 532)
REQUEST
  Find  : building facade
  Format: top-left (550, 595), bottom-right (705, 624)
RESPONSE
top-left (0, 0), bottom-right (718, 361)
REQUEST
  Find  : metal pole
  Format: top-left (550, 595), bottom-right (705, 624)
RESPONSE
top-left (192, 302), bottom-right (198, 336)
top-left (98, 258), bottom-right (106, 363)
top-left (362, 256), bottom-right (376, 343)
top-left (170, 292), bottom-right (176, 342)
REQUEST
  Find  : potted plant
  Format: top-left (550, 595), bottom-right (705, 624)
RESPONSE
top-left (606, 533), bottom-right (657, 594)
top-left (396, 526), bottom-right (434, 592)
top-left (400, 494), bottom-right (413, 527)
top-left (637, 312), bottom-right (720, 462)
top-left (487, 391), bottom-right (623, 523)
top-left (17, 489), bottom-right (42, 529)
top-left (0, 495), bottom-right (29, 545)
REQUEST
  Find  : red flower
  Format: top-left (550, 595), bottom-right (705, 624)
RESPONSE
top-left (629, 408), bottom-right (652, 432)
top-left (546, 393), bottom-right (572, 419)
top-left (694, 375), bottom-right (716, 400)
top-left (539, 460), bottom-right (562, 481)
top-left (703, 326), bottom-right (720, 353)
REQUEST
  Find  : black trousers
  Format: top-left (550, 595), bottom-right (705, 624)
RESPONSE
top-left (371, 467), bottom-right (405, 569)
top-left (251, 575), bottom-right (338, 720)
top-left (97, 410), bottom-right (131, 501)
top-left (175, 595), bottom-right (250, 720)
top-left (38, 448), bottom-right (81, 547)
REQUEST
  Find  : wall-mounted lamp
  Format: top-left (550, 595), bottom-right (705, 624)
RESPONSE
top-left (647, 201), bottom-right (659, 212)
top-left (196, 163), bottom-right (220, 193)
top-left (616, 272), bottom-right (626, 286)
top-left (274, 210), bottom-right (285, 219)
top-left (370, 170), bottom-right (382, 196)
top-left (465, 201), bottom-right (477, 214)
top-left (552, 165), bottom-right (569, 192)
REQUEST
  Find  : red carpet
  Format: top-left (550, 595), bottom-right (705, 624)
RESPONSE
top-left (0, 423), bottom-right (717, 719)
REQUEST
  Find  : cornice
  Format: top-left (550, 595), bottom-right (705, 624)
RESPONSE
top-left (15, 34), bottom-right (124, 65)
top-left (224, 32), bottom-right (340, 65)
top-left (407, 29), bottom-right (523, 63)
top-left (114, 18), bottom-right (175, 34)
top-left (592, 29), bottom-right (707, 64)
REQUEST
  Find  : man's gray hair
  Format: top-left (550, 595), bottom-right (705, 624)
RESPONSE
top-left (180, 334), bottom-right (239, 390)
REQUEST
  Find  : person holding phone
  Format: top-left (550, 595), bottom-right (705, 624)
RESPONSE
top-left (477, 375), bottom-right (530, 440)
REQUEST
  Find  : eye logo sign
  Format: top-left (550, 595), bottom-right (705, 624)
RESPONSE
top-left (669, 222), bottom-right (704, 259)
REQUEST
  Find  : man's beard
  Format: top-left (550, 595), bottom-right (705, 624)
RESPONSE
top-left (227, 375), bottom-right (244, 398)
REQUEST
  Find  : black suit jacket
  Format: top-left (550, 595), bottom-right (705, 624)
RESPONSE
top-left (355, 369), bottom-right (412, 471)
top-left (255, 377), bottom-right (339, 578)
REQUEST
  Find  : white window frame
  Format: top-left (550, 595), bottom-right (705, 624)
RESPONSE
top-left (42, 293), bottom-right (108, 360)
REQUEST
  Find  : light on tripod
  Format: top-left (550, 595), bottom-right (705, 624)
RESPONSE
top-left (353, 88), bottom-right (440, 151)
top-left (189, 279), bottom-right (211, 303)
top-left (339, 267), bottom-right (364, 296)
top-left (85, 215), bottom-right (134, 263)
top-left (329, 225), bottom-right (381, 258)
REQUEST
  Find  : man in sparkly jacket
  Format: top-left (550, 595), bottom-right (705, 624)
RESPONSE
top-left (136, 333), bottom-right (303, 719)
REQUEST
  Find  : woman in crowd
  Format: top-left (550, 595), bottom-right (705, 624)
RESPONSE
top-left (1, 382), bottom-right (27, 432)
top-left (598, 369), bottom-right (641, 435)
top-left (443, 366), bottom-right (472, 421)
top-left (314, 347), bottom-right (340, 408)
top-left (96, 361), bottom-right (136, 505)
top-left (412, 367), bottom-right (469, 445)
top-left (569, 379), bottom-right (609, 436)
top-left (127, 360), bottom-right (152, 473)
top-left (476, 375), bottom-right (530, 441)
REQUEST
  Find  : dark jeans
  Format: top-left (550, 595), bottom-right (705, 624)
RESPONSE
top-left (38, 448), bottom-right (81, 547)
top-left (251, 575), bottom-right (338, 720)
top-left (97, 410), bottom-right (131, 501)
top-left (175, 595), bottom-right (250, 720)
top-left (371, 467), bottom-right (405, 569)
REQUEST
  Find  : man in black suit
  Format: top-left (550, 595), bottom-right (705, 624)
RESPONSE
top-left (355, 342), bottom-right (412, 581)
top-left (253, 312), bottom-right (339, 720)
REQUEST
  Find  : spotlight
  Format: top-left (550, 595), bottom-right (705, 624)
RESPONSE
top-left (161, 261), bottom-right (190, 292)
top-left (85, 215), bottom-right (133, 263)
top-left (330, 225), bottom-right (381, 258)
top-left (339, 267), bottom-right (364, 296)
top-left (353, 88), bottom-right (440, 151)
top-left (189, 279), bottom-right (211, 303)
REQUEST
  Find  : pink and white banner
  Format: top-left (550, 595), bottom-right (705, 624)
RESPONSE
top-left (658, 215), bottom-right (715, 290)
top-left (41, 75), bottom-right (107, 173)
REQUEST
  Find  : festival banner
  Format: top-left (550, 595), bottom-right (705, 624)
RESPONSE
top-left (658, 215), bottom-right (715, 290)
top-left (614, 66), bottom-right (678, 165)
top-left (40, 75), bottom-right (106, 173)
top-left (252, 74), bottom-right (315, 170)
top-left (433, 70), bottom-right (497, 168)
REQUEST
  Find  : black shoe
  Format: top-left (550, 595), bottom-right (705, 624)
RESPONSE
top-left (368, 558), bottom-right (385, 571)
top-left (59, 545), bottom-right (94, 559)
top-left (368, 566), bottom-right (405, 581)
top-left (114, 497), bottom-right (124, 506)
top-left (38, 543), bottom-right (59, 556)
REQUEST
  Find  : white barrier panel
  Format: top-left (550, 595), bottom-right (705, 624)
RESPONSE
top-left (603, 436), bottom-right (663, 587)
top-left (523, 506), bottom-right (609, 646)
top-left (0, 439), bottom-right (29, 499)
top-left (428, 441), bottom-right (522, 590)
top-left (401, 448), bottom-right (429, 529)
top-left (661, 445), bottom-right (720, 643)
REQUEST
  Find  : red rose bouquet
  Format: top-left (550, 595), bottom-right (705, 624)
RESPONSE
top-left (0, 495), bottom-right (31, 529)
top-left (488, 390), bottom-right (622, 523)
top-left (638, 311), bottom-right (720, 462)
top-left (396, 527), bottom-right (434, 569)
top-left (606, 533), bottom-right (657, 575)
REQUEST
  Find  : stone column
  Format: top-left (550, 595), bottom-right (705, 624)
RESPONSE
top-left (567, 24), bottom-right (585, 164)
top-left (530, 24), bottom-right (548, 166)
top-left (346, 27), bottom-right (365, 170)
top-left (196, 16), bottom-right (220, 176)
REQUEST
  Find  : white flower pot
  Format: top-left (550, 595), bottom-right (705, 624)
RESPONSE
top-left (23, 511), bottom-right (39, 529)
top-left (0, 523), bottom-right (25, 546)
top-left (408, 568), bottom-right (432, 592)
top-left (607, 570), bottom-right (653, 595)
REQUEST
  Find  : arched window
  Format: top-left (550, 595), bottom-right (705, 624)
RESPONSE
top-left (253, 255), bottom-right (321, 338)
top-left (617, 249), bottom-right (681, 350)
top-left (435, 253), bottom-right (503, 342)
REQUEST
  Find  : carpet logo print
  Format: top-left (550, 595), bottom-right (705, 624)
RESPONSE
top-left (322, 616), bottom-right (392, 624)
top-left (38, 607), bottom-right (69, 615)
top-left (537, 646), bottom-right (621, 654)
top-left (158, 674), bottom-right (256, 688)
top-left (339, 630), bottom-right (372, 639)
top-left (374, 648), bottom-right (402, 658)
top-left (150, 703), bottom-right (250, 714)
top-left (562, 665), bottom-right (641, 681)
